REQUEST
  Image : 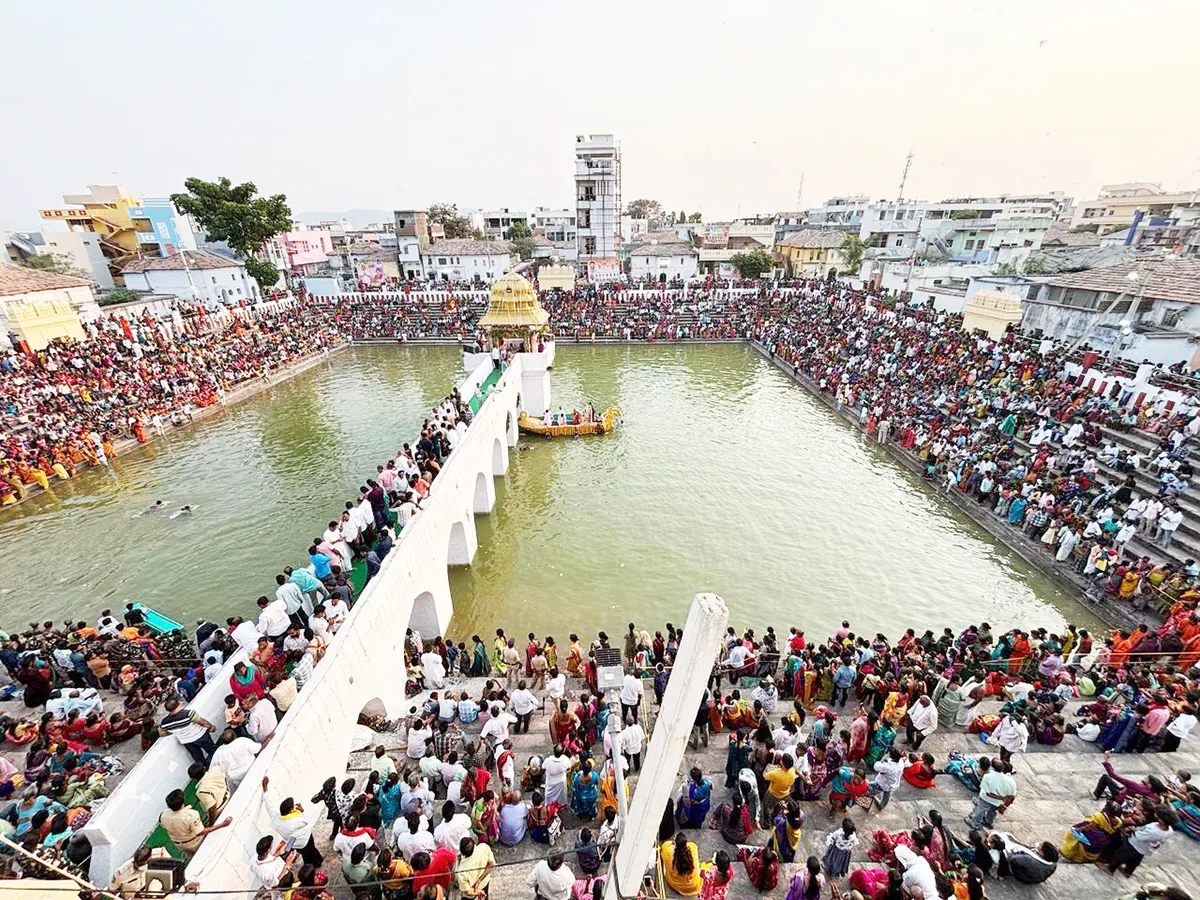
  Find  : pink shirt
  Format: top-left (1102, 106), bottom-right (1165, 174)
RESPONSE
top-left (1141, 706), bottom-right (1171, 736)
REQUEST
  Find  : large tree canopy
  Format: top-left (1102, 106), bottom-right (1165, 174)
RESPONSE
top-left (171, 177), bottom-right (291, 288)
top-left (428, 203), bottom-right (483, 240)
top-left (729, 249), bottom-right (773, 279)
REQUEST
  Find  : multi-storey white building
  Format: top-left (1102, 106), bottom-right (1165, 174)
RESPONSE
top-left (423, 239), bottom-right (514, 284)
top-left (574, 134), bottom-right (621, 261)
top-left (696, 218), bottom-right (775, 275)
top-left (1071, 183), bottom-right (1200, 232)
top-left (531, 208), bottom-right (577, 245)
top-left (859, 194), bottom-right (1063, 265)
top-left (628, 239), bottom-right (698, 282)
top-left (481, 209), bottom-right (530, 240)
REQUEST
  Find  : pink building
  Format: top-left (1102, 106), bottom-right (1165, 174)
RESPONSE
top-left (283, 227), bottom-right (334, 273)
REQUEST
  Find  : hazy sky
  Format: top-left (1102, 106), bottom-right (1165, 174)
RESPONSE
top-left (2, 1), bottom-right (1198, 229)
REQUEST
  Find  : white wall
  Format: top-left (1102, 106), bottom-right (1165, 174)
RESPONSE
top-left (135, 266), bottom-right (260, 305)
top-left (629, 253), bottom-right (699, 281)
top-left (425, 252), bottom-right (512, 283)
top-left (84, 357), bottom-right (525, 888)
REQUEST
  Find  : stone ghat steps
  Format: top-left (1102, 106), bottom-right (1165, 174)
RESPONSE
top-left (980, 422), bottom-right (1200, 571)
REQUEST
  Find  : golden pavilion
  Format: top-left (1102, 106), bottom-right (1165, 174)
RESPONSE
top-left (478, 271), bottom-right (551, 351)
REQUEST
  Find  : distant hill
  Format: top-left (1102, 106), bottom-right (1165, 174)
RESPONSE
top-left (295, 209), bottom-right (394, 228)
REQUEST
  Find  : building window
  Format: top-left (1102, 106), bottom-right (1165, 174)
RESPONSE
top-left (583, 237), bottom-right (597, 255)
top-left (438, 258), bottom-right (447, 265)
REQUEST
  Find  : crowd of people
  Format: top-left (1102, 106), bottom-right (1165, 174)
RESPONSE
top-left (0, 302), bottom-right (343, 504)
top-left (222, 607), bottom-right (1200, 900)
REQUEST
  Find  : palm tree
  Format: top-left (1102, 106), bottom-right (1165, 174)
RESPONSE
top-left (838, 234), bottom-right (866, 274)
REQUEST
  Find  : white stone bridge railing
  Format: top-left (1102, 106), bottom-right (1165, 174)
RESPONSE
top-left (83, 356), bottom-right (523, 889)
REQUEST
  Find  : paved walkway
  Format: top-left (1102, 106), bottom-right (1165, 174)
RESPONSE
top-left (300, 672), bottom-right (1200, 900)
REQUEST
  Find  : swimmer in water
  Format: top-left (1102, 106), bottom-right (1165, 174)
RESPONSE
top-left (135, 500), bottom-right (165, 517)
top-left (169, 505), bottom-right (194, 519)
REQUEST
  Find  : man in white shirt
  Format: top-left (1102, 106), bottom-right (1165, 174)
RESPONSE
top-left (262, 777), bottom-right (321, 865)
top-left (394, 812), bottom-right (436, 857)
top-left (526, 853), bottom-right (575, 900)
top-left (480, 706), bottom-right (517, 751)
top-left (433, 800), bottom-right (473, 851)
top-left (256, 596), bottom-right (290, 642)
top-left (407, 720), bottom-right (433, 765)
top-left (251, 836), bottom-right (295, 889)
top-left (231, 618), bottom-right (263, 654)
top-left (619, 673), bottom-right (644, 725)
top-left (245, 697), bottom-right (278, 744)
top-left (905, 695), bottom-right (939, 749)
top-left (1156, 505), bottom-right (1184, 547)
top-left (542, 749), bottom-right (572, 807)
top-left (510, 682), bottom-right (538, 733)
top-left (211, 730), bottom-right (261, 788)
top-left (620, 721), bottom-right (646, 771)
top-left (546, 669), bottom-right (567, 702)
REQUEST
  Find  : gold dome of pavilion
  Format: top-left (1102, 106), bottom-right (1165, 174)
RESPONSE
top-left (479, 271), bottom-right (550, 329)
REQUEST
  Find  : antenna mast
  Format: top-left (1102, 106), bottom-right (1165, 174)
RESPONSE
top-left (898, 151), bottom-right (914, 201)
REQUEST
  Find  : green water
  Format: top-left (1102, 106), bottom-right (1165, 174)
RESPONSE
top-left (0, 343), bottom-right (1090, 641)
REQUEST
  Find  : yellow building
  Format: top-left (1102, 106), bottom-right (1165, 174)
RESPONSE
top-left (0, 265), bottom-right (93, 350)
top-left (537, 263), bottom-right (575, 292)
top-left (39, 185), bottom-right (143, 283)
top-left (961, 290), bottom-right (1023, 339)
top-left (776, 229), bottom-right (848, 277)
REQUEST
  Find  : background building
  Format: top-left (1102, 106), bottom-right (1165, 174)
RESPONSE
top-left (575, 134), bottom-right (621, 261)
top-left (777, 229), bottom-right (848, 277)
top-left (394, 210), bottom-right (436, 280)
top-left (121, 251), bottom-right (259, 305)
top-left (0, 264), bottom-right (99, 349)
top-left (423, 239), bottom-right (514, 284)
top-left (627, 238), bottom-right (698, 281)
top-left (1071, 183), bottom-right (1200, 232)
top-left (1021, 259), bottom-right (1200, 366)
top-left (482, 209), bottom-right (530, 240)
top-left (38, 185), bottom-right (196, 284)
top-left (2, 231), bottom-right (114, 288)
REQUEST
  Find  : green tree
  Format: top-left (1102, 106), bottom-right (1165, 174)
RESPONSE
top-left (992, 261), bottom-right (1020, 276)
top-left (678, 210), bottom-right (687, 225)
top-left (838, 234), bottom-right (866, 274)
top-left (510, 236), bottom-right (538, 260)
top-left (687, 212), bottom-right (703, 223)
top-left (428, 202), bottom-right (478, 239)
top-left (171, 177), bottom-right (291, 288)
top-left (624, 199), bottom-right (663, 223)
top-left (19, 253), bottom-right (86, 277)
top-left (1070, 224), bottom-right (1098, 233)
top-left (97, 287), bottom-right (142, 306)
top-left (505, 221), bottom-right (532, 240)
top-left (729, 249), bottom-right (774, 279)
top-left (1021, 255), bottom-right (1045, 275)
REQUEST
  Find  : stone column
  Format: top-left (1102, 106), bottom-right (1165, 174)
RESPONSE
top-left (611, 593), bottom-right (729, 898)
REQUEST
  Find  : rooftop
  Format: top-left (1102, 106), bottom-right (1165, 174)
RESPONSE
top-left (1044, 258), bottom-right (1200, 304)
top-left (427, 239), bottom-right (514, 257)
top-left (629, 241), bottom-right (697, 257)
top-left (0, 263), bottom-right (92, 296)
top-left (121, 250), bottom-right (243, 274)
top-left (778, 228), bottom-right (849, 249)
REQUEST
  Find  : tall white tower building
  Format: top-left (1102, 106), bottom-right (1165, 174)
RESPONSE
top-left (574, 134), bottom-right (621, 263)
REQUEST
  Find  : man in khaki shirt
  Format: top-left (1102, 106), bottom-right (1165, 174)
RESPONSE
top-left (108, 846), bottom-right (170, 898)
top-left (189, 762), bottom-right (230, 820)
top-left (160, 789), bottom-right (232, 855)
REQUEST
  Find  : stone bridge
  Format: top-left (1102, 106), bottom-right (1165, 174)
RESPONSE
top-left (83, 356), bottom-right (524, 888)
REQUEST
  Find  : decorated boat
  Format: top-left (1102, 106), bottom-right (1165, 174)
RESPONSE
top-left (519, 407), bottom-right (621, 437)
